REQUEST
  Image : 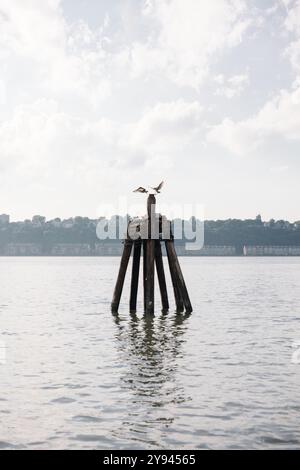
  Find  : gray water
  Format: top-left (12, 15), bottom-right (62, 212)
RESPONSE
top-left (0, 257), bottom-right (299, 450)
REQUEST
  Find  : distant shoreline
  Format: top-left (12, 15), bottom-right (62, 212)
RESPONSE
top-left (1, 254), bottom-right (300, 257)
top-left (1, 242), bottom-right (300, 256)
top-left (1, 215), bottom-right (300, 257)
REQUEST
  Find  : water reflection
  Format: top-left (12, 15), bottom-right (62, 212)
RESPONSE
top-left (112, 312), bottom-right (191, 446)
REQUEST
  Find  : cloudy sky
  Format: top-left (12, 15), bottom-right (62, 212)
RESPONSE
top-left (0, 0), bottom-right (299, 221)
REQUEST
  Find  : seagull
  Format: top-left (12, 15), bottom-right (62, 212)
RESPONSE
top-left (151, 181), bottom-right (164, 194)
top-left (133, 186), bottom-right (148, 193)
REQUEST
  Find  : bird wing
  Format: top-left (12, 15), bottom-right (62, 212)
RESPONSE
top-left (133, 186), bottom-right (146, 192)
top-left (156, 181), bottom-right (164, 191)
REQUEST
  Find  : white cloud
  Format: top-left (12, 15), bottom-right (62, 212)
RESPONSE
top-left (270, 164), bottom-right (289, 173)
top-left (285, 38), bottom-right (300, 71)
top-left (207, 116), bottom-right (261, 155)
top-left (284, 0), bottom-right (300, 34)
top-left (0, 0), bottom-right (299, 220)
top-left (283, 0), bottom-right (300, 71)
top-left (133, 100), bottom-right (202, 142)
top-left (207, 85), bottom-right (300, 154)
top-left (207, 1), bottom-right (300, 156)
top-left (131, 0), bottom-right (253, 89)
top-left (0, 0), bottom-right (111, 108)
top-left (0, 0), bottom-right (65, 61)
top-left (0, 0), bottom-right (206, 211)
top-left (214, 73), bottom-right (249, 98)
top-left (126, 99), bottom-right (204, 167)
top-left (0, 97), bottom-right (203, 185)
top-left (205, 1), bottom-right (300, 164)
top-left (0, 99), bottom-right (132, 178)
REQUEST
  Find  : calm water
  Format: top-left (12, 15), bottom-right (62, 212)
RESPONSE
top-left (0, 257), bottom-right (299, 450)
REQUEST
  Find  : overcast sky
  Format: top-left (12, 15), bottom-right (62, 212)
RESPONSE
top-left (0, 0), bottom-right (299, 221)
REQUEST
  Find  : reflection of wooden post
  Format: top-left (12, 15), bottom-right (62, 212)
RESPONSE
top-left (111, 239), bottom-right (133, 313)
top-left (129, 240), bottom-right (141, 313)
top-left (165, 239), bottom-right (192, 313)
top-left (155, 240), bottom-right (169, 313)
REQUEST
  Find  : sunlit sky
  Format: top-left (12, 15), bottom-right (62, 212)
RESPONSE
top-left (0, 0), bottom-right (299, 221)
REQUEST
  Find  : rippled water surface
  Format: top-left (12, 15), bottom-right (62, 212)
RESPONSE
top-left (0, 257), bottom-right (300, 449)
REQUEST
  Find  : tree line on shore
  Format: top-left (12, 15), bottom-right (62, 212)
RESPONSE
top-left (0, 214), bottom-right (300, 252)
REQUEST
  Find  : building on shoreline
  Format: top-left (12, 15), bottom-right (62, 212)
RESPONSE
top-left (1, 243), bottom-right (300, 256)
top-left (175, 245), bottom-right (236, 256)
top-left (243, 246), bottom-right (300, 256)
top-left (2, 243), bottom-right (43, 256)
top-left (50, 244), bottom-right (92, 256)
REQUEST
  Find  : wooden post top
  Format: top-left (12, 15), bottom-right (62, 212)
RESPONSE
top-left (125, 193), bottom-right (172, 241)
top-left (147, 194), bottom-right (156, 219)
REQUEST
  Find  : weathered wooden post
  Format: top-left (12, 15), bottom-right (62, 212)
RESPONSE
top-left (111, 239), bottom-right (133, 314)
top-left (129, 239), bottom-right (141, 313)
top-left (166, 238), bottom-right (184, 313)
top-left (111, 187), bottom-right (192, 314)
top-left (144, 194), bottom-right (156, 314)
top-left (143, 240), bottom-right (147, 312)
top-left (165, 238), bottom-right (192, 313)
top-left (155, 240), bottom-right (169, 313)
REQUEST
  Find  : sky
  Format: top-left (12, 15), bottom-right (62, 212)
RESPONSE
top-left (0, 0), bottom-right (299, 221)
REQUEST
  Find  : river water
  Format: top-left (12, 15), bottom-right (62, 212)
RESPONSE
top-left (0, 257), bottom-right (299, 449)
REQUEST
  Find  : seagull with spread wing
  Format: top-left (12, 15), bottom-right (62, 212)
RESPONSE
top-left (133, 186), bottom-right (148, 193)
top-left (151, 181), bottom-right (164, 194)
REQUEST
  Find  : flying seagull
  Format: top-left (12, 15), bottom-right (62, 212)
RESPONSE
top-left (133, 186), bottom-right (148, 193)
top-left (151, 181), bottom-right (164, 194)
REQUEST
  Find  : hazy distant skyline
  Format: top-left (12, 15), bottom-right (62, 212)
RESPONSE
top-left (0, 0), bottom-right (300, 221)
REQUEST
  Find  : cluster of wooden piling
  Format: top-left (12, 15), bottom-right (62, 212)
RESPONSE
top-left (111, 195), bottom-right (192, 314)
